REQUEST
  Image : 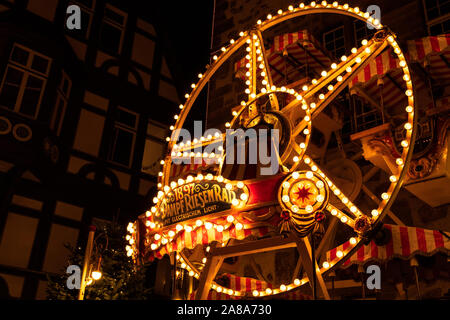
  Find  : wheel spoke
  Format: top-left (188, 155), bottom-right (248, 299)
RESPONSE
top-left (286, 35), bottom-right (390, 136)
top-left (325, 203), bottom-right (355, 228)
top-left (303, 156), bottom-right (363, 221)
top-left (252, 30), bottom-right (280, 111)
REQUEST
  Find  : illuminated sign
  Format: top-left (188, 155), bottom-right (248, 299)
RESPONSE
top-left (154, 178), bottom-right (248, 226)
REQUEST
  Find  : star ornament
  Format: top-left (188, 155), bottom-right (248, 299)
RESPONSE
top-left (294, 184), bottom-right (313, 204)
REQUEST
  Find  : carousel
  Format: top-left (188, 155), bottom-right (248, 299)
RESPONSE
top-left (126, 2), bottom-right (450, 300)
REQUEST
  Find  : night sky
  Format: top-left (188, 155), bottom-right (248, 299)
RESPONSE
top-left (154, 1), bottom-right (214, 93)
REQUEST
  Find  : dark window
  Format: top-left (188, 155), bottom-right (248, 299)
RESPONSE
top-left (31, 55), bottom-right (50, 74)
top-left (11, 46), bottom-right (29, 66)
top-left (116, 108), bottom-right (137, 129)
top-left (99, 5), bottom-right (127, 54)
top-left (0, 67), bottom-right (23, 110)
top-left (110, 128), bottom-right (134, 166)
top-left (108, 107), bottom-right (138, 167)
top-left (323, 26), bottom-right (346, 59)
top-left (424, 0), bottom-right (450, 35)
top-left (51, 72), bottom-right (71, 136)
top-left (21, 76), bottom-right (44, 116)
top-left (99, 23), bottom-right (122, 53)
top-left (354, 20), bottom-right (376, 46)
top-left (0, 44), bottom-right (51, 119)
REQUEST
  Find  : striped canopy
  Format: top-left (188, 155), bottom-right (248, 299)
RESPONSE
top-left (407, 34), bottom-right (450, 85)
top-left (235, 30), bottom-right (332, 85)
top-left (327, 224), bottom-right (450, 269)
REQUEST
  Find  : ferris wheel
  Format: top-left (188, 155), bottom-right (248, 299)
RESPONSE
top-left (127, 2), bottom-right (418, 300)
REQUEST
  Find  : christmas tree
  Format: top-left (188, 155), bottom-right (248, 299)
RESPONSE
top-left (46, 222), bottom-right (152, 300)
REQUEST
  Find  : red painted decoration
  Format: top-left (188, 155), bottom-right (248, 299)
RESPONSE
top-left (294, 185), bottom-right (313, 204)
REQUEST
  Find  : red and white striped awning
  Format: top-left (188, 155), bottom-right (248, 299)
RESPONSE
top-left (407, 33), bottom-right (450, 62)
top-left (235, 30), bottom-right (332, 85)
top-left (405, 34), bottom-right (450, 85)
top-left (350, 68), bottom-right (426, 109)
top-left (267, 30), bottom-right (333, 84)
top-left (327, 224), bottom-right (450, 269)
top-left (350, 48), bottom-right (399, 85)
top-left (350, 34), bottom-right (450, 93)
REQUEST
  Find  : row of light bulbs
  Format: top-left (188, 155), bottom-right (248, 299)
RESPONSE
top-left (255, 2), bottom-right (381, 30)
top-left (174, 233), bottom-right (360, 298)
top-left (148, 215), bottom-right (246, 253)
top-left (125, 222), bottom-right (136, 258)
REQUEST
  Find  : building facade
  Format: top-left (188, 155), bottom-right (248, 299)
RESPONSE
top-left (0, 0), bottom-right (181, 299)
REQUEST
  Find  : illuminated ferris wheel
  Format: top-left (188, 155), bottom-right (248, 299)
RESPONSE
top-left (127, 2), bottom-right (417, 300)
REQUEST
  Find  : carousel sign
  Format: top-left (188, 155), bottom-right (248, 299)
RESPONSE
top-left (155, 178), bottom-right (248, 226)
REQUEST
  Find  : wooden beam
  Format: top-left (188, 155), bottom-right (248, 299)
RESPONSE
top-left (325, 279), bottom-right (363, 289)
top-left (351, 85), bottom-right (393, 121)
top-left (385, 72), bottom-right (404, 93)
top-left (361, 184), bottom-right (405, 226)
top-left (296, 237), bottom-right (330, 300)
top-left (210, 235), bottom-right (297, 259)
top-left (296, 43), bottom-right (327, 69)
top-left (195, 256), bottom-right (224, 300)
top-left (316, 216), bottom-right (339, 259)
top-left (291, 256), bottom-right (304, 283)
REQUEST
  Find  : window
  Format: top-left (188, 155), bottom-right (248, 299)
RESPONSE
top-left (99, 5), bottom-right (127, 54)
top-left (354, 20), bottom-right (376, 46)
top-left (0, 44), bottom-right (51, 119)
top-left (67, 0), bottom-right (95, 39)
top-left (423, 0), bottom-right (450, 35)
top-left (50, 72), bottom-right (71, 135)
top-left (323, 26), bottom-right (346, 59)
top-left (142, 120), bottom-right (168, 176)
top-left (108, 107), bottom-right (138, 167)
